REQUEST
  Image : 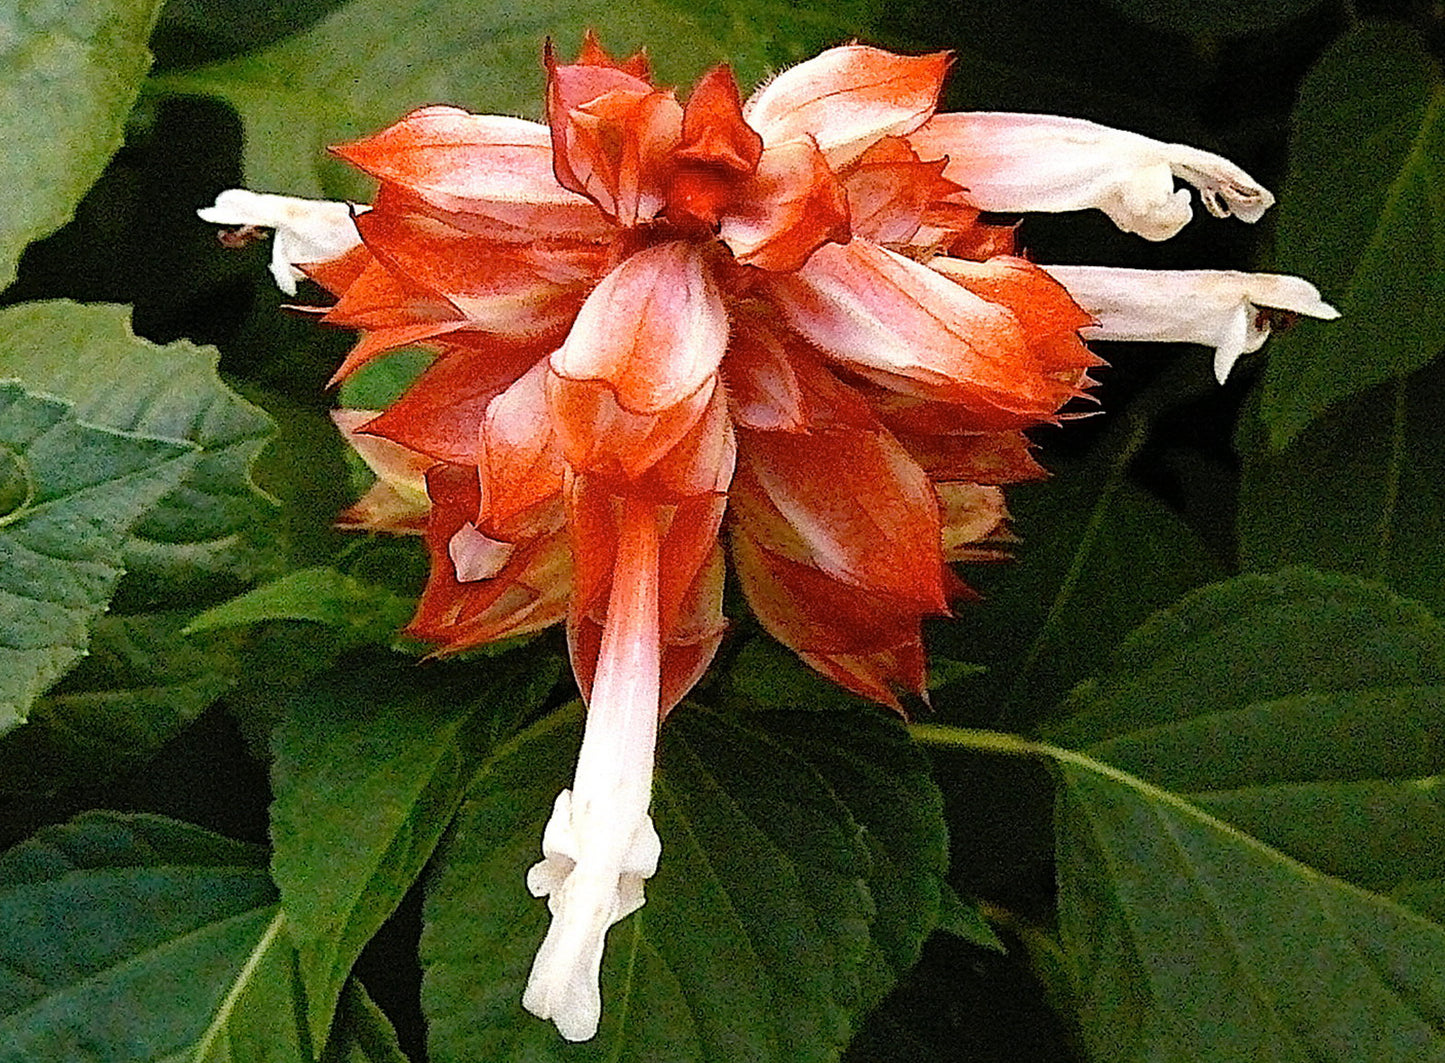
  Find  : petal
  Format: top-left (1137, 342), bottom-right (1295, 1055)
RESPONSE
top-left (1039, 265), bottom-right (1340, 382)
top-left (909, 112), bottom-right (1275, 240)
top-left (331, 408), bottom-right (433, 532)
top-left (723, 314), bottom-right (876, 432)
top-left (936, 482), bottom-right (1010, 561)
top-left (677, 65), bottom-right (763, 172)
top-left (743, 45), bottom-right (950, 164)
top-left (551, 241), bottom-right (728, 413)
top-left (838, 137), bottom-right (960, 245)
top-left (478, 360), bottom-right (567, 532)
top-left (547, 373), bottom-right (717, 481)
top-left (355, 193), bottom-right (598, 336)
top-left (198, 189), bottom-right (365, 294)
top-left (360, 337), bottom-right (546, 463)
top-left (733, 419), bottom-right (946, 612)
top-left (768, 240), bottom-right (1082, 416)
top-left (893, 430), bottom-right (1045, 483)
top-left (331, 106), bottom-right (612, 239)
top-left (546, 45), bottom-right (683, 226)
top-left (408, 465), bottom-right (571, 651)
top-left (716, 135), bottom-right (851, 272)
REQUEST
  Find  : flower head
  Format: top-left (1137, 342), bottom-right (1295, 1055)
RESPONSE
top-left (201, 33), bottom-right (1335, 1043)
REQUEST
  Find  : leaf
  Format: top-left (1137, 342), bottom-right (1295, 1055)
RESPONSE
top-left (149, 0), bottom-right (880, 197)
top-left (271, 652), bottom-right (562, 1048)
top-left (322, 981), bottom-right (413, 1063)
top-left (930, 366), bottom-right (1225, 724)
top-left (188, 565), bottom-right (416, 643)
top-left (0, 811), bottom-right (305, 1063)
top-left (1239, 358), bottom-right (1445, 618)
top-left (0, 0), bottom-right (166, 288)
top-left (0, 300), bottom-right (278, 591)
top-left (1046, 568), bottom-right (1445, 1060)
top-left (1097, 0), bottom-right (1327, 37)
top-left (0, 383), bottom-right (196, 733)
top-left (1259, 22), bottom-right (1445, 448)
top-left (0, 610), bottom-right (242, 797)
top-left (421, 699), bottom-right (947, 1062)
top-left (935, 882), bottom-right (1005, 953)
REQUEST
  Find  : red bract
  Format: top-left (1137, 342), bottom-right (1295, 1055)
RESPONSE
top-left (324, 37), bottom-right (1098, 716)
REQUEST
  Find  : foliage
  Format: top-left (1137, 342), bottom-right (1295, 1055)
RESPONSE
top-left (2, 0), bottom-right (1443, 1060)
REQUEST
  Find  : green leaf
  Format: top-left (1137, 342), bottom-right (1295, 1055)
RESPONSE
top-left (0, 383), bottom-right (196, 733)
top-left (931, 369), bottom-right (1225, 724)
top-left (0, 610), bottom-right (241, 796)
top-left (0, 300), bottom-right (278, 592)
top-left (1239, 359), bottom-right (1445, 617)
top-left (188, 565), bottom-right (415, 643)
top-left (0, 0), bottom-right (166, 288)
top-left (421, 699), bottom-right (945, 1062)
top-left (1045, 569), bottom-right (1445, 1060)
top-left (271, 653), bottom-right (562, 1048)
top-left (149, 0), bottom-right (879, 197)
top-left (322, 981), bottom-right (413, 1063)
top-left (935, 882), bottom-right (1005, 953)
top-left (1259, 22), bottom-right (1445, 448)
top-left (0, 811), bottom-right (305, 1063)
top-left (1097, 0), bottom-right (1326, 37)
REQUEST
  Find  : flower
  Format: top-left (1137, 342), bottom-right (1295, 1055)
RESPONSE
top-left (1040, 265), bottom-right (1341, 382)
top-left (200, 34), bottom-right (1335, 1043)
top-left (197, 189), bottom-right (366, 294)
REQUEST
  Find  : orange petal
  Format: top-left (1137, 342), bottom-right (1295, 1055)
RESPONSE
top-left (408, 464), bottom-right (571, 651)
top-left (733, 419), bottom-right (946, 612)
top-left (730, 530), bottom-right (928, 711)
top-left (743, 45), bottom-right (949, 164)
top-left (717, 136), bottom-right (850, 272)
top-left (767, 240), bottom-right (1082, 416)
top-left (839, 137), bottom-right (961, 245)
top-left (331, 106), bottom-right (611, 239)
top-left (546, 46), bottom-right (682, 226)
top-left (355, 201), bottom-right (594, 337)
top-left (551, 241), bottom-right (727, 413)
top-left (478, 361), bottom-right (567, 533)
top-left (547, 373), bottom-right (718, 482)
top-left (361, 338), bottom-right (546, 463)
top-left (299, 243), bottom-right (373, 296)
top-left (893, 430), bottom-right (1046, 483)
top-left (677, 65), bottom-right (763, 172)
top-left (724, 315), bottom-right (877, 432)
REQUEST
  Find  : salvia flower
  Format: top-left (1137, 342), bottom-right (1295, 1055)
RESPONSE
top-left (201, 34), bottom-right (1337, 1042)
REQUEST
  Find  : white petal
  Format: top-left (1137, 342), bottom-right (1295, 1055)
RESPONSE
top-left (908, 113), bottom-right (1274, 240)
top-left (1042, 265), bottom-right (1340, 381)
top-left (447, 522), bottom-right (515, 582)
top-left (198, 189), bottom-right (367, 294)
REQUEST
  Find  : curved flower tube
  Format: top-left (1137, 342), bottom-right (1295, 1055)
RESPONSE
top-left (200, 34), bottom-right (1337, 1043)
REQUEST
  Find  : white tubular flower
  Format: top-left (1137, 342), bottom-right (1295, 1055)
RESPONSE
top-left (522, 497), bottom-right (664, 1042)
top-left (1041, 265), bottom-right (1340, 383)
top-left (908, 113), bottom-right (1274, 241)
top-left (197, 189), bottom-right (367, 294)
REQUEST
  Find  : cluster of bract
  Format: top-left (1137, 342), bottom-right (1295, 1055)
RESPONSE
top-left (201, 34), bottom-right (1337, 1043)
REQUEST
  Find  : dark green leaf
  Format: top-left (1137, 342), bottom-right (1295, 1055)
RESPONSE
top-left (1098, 0), bottom-right (1327, 37)
top-left (1260, 22), bottom-right (1445, 448)
top-left (1239, 359), bottom-right (1445, 617)
top-left (322, 981), bottom-right (413, 1063)
top-left (0, 0), bottom-right (165, 287)
top-left (421, 700), bottom-right (946, 1062)
top-left (0, 610), bottom-right (241, 796)
top-left (935, 882), bottom-right (1004, 953)
top-left (0, 811), bottom-right (308, 1063)
top-left (0, 301), bottom-right (278, 592)
top-left (1048, 569), bottom-right (1445, 1060)
top-left (271, 653), bottom-right (561, 1048)
top-left (0, 384), bottom-right (196, 732)
top-left (150, 0), bottom-right (879, 197)
top-left (188, 566), bottom-right (415, 643)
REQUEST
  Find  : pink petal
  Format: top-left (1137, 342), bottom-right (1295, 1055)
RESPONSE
top-left (550, 241), bottom-right (727, 413)
top-left (478, 361), bottom-right (566, 532)
top-left (742, 45), bottom-right (949, 164)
